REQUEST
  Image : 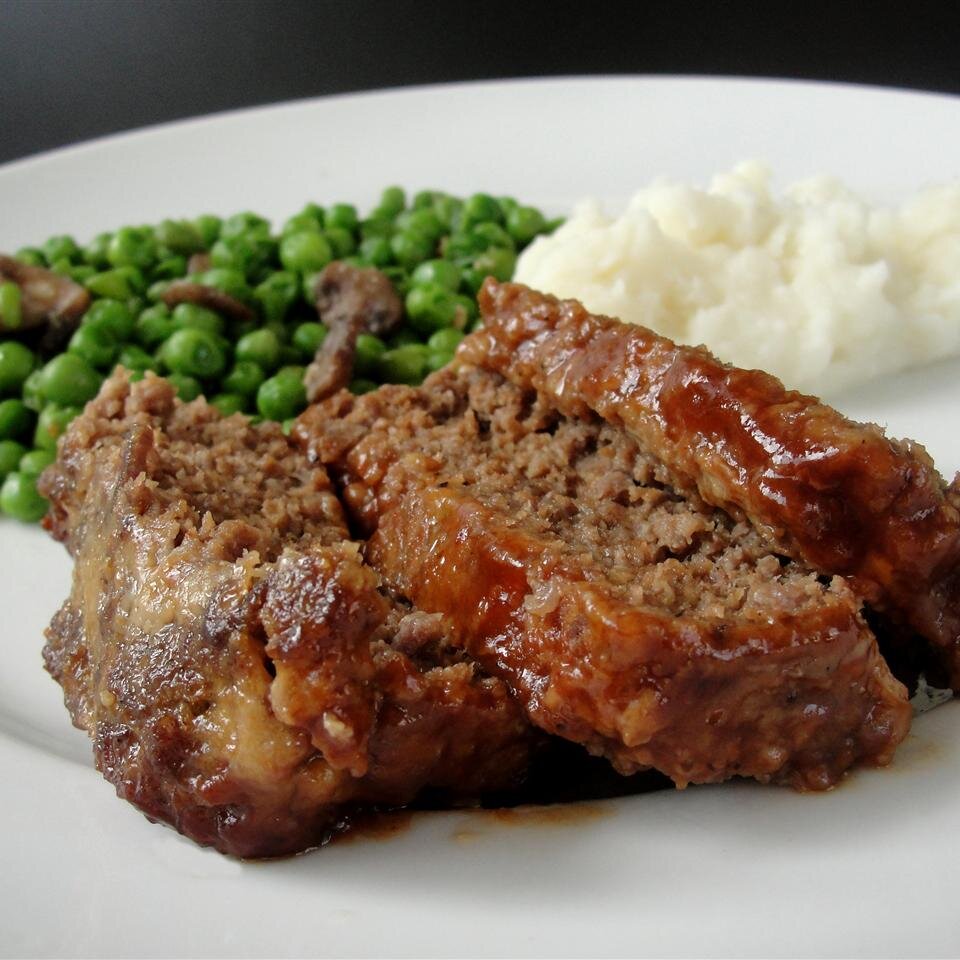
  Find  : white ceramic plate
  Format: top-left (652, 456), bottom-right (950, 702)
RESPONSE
top-left (3, 77), bottom-right (960, 959)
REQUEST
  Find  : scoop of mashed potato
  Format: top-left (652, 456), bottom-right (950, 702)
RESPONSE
top-left (514, 162), bottom-right (960, 396)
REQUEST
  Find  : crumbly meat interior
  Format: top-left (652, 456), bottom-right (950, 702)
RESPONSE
top-left (302, 367), bottom-right (854, 625)
top-left (469, 279), bottom-right (960, 689)
top-left (40, 372), bottom-right (535, 857)
top-left (296, 365), bottom-right (911, 789)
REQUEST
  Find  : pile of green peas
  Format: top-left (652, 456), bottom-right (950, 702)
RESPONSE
top-left (0, 187), bottom-right (557, 523)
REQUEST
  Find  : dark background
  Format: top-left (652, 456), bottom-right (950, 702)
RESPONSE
top-left (2, 0), bottom-right (958, 164)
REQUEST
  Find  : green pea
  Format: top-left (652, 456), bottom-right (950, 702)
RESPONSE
top-left (34, 404), bottom-right (80, 451)
top-left (411, 259), bottom-right (461, 292)
top-left (326, 203), bottom-right (359, 232)
top-left (443, 231), bottom-right (488, 260)
top-left (292, 322), bottom-right (327, 359)
top-left (470, 222), bottom-right (515, 251)
top-left (69, 265), bottom-right (96, 284)
top-left (21, 370), bottom-right (44, 411)
top-left (14, 247), bottom-right (45, 267)
top-left (412, 190), bottom-right (439, 210)
top-left (159, 328), bottom-right (226, 379)
top-left (49, 257), bottom-right (73, 277)
top-left (198, 268), bottom-right (253, 304)
top-left (256, 371), bottom-right (307, 421)
top-left (277, 363), bottom-right (305, 381)
top-left (282, 211), bottom-right (323, 237)
top-left (280, 231), bottom-right (333, 274)
top-left (325, 227), bottom-right (356, 259)
top-left (432, 195), bottom-right (462, 230)
top-left (0, 399), bottom-right (32, 440)
top-left (359, 218), bottom-right (393, 241)
top-left (390, 231), bottom-right (435, 271)
top-left (405, 283), bottom-right (461, 334)
top-left (43, 235), bottom-right (81, 265)
top-left (0, 471), bottom-right (48, 522)
top-left (0, 439), bottom-right (27, 478)
top-left (117, 345), bottom-right (156, 371)
top-left (115, 265), bottom-right (147, 294)
top-left (85, 268), bottom-right (137, 300)
top-left (210, 393), bottom-right (246, 416)
top-left (135, 304), bottom-right (175, 348)
top-left (376, 186), bottom-right (406, 219)
top-left (349, 378), bottom-right (378, 395)
top-left (107, 226), bottom-right (157, 270)
top-left (84, 299), bottom-right (136, 341)
top-left (222, 360), bottom-right (265, 397)
top-left (193, 214), bottom-right (222, 249)
top-left (38, 354), bottom-right (101, 406)
top-left (400, 208), bottom-right (444, 240)
top-left (155, 219), bottom-right (203, 255)
top-left (378, 344), bottom-right (429, 385)
top-left (427, 349), bottom-right (454, 373)
top-left (146, 279), bottom-right (172, 303)
top-left (68, 324), bottom-right (118, 370)
top-left (0, 282), bottom-right (22, 330)
top-left (354, 334), bottom-right (387, 377)
top-left (281, 418), bottom-right (296, 435)
top-left (472, 247), bottom-right (516, 282)
top-left (221, 211), bottom-right (271, 240)
top-left (165, 373), bottom-right (202, 402)
top-left (151, 255), bottom-right (188, 280)
top-left (18, 448), bottom-right (54, 477)
top-left (171, 302), bottom-right (225, 337)
top-left (0, 341), bottom-right (35, 394)
top-left (358, 235), bottom-right (392, 267)
top-left (460, 266), bottom-right (486, 295)
top-left (82, 233), bottom-right (111, 268)
top-left (254, 271), bottom-right (299, 324)
top-left (462, 193), bottom-right (503, 228)
top-left (214, 233), bottom-right (277, 281)
top-left (235, 328), bottom-right (281, 372)
top-left (427, 328), bottom-right (465, 354)
top-left (506, 205), bottom-right (547, 245)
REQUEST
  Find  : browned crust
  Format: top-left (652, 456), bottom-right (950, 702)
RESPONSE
top-left (368, 485), bottom-right (910, 789)
top-left (467, 280), bottom-right (960, 686)
top-left (40, 371), bottom-right (535, 857)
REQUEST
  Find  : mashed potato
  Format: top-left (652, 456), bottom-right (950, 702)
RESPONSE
top-left (514, 162), bottom-right (960, 396)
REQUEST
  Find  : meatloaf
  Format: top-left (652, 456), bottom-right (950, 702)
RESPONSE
top-left (465, 280), bottom-right (960, 688)
top-left (294, 350), bottom-right (912, 789)
top-left (40, 372), bottom-right (535, 857)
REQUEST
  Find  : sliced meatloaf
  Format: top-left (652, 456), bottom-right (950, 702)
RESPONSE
top-left (294, 362), bottom-right (912, 790)
top-left (465, 280), bottom-right (960, 688)
top-left (40, 372), bottom-right (534, 857)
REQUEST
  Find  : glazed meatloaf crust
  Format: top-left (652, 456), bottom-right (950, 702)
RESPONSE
top-left (295, 358), bottom-right (911, 789)
top-left (40, 372), bottom-right (534, 857)
top-left (466, 280), bottom-right (960, 688)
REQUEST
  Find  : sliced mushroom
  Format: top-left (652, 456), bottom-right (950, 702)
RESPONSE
top-left (161, 280), bottom-right (255, 323)
top-left (0, 254), bottom-right (91, 349)
top-left (304, 262), bottom-right (403, 403)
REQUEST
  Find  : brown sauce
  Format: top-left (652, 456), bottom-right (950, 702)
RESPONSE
top-left (329, 738), bottom-right (672, 847)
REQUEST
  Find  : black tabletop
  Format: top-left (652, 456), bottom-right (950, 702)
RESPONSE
top-left (3, 0), bottom-right (958, 165)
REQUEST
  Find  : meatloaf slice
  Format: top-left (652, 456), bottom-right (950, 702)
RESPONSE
top-left (465, 280), bottom-right (960, 688)
top-left (40, 372), bottom-right (534, 857)
top-left (294, 366), bottom-right (911, 790)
